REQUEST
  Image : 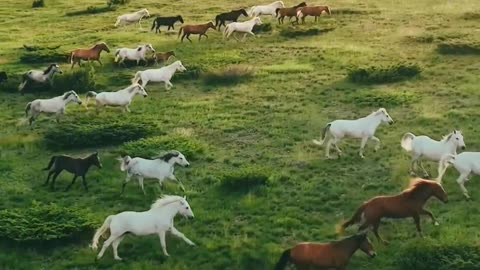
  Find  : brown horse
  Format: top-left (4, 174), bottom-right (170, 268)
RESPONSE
top-left (298, 6), bottom-right (331, 23)
top-left (69, 42), bottom-right (110, 69)
top-left (153, 51), bottom-right (175, 66)
top-left (276, 2), bottom-right (307, 24)
top-left (274, 232), bottom-right (376, 270)
top-left (177, 22), bottom-right (216, 42)
top-left (340, 178), bottom-right (448, 244)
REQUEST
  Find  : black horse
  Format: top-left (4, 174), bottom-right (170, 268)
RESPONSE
top-left (215, 9), bottom-right (249, 30)
top-left (44, 152), bottom-right (102, 191)
top-left (151, 15), bottom-right (184, 33)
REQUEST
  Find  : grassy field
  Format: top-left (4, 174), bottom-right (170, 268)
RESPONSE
top-left (1, 0), bottom-right (480, 269)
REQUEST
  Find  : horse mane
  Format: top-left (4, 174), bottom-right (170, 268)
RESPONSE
top-left (441, 131), bottom-right (460, 142)
top-left (157, 151), bottom-right (180, 162)
top-left (43, 64), bottom-right (56, 75)
top-left (126, 84), bottom-right (139, 93)
top-left (62, 90), bottom-right (75, 100)
top-left (404, 178), bottom-right (437, 199)
top-left (150, 195), bottom-right (184, 209)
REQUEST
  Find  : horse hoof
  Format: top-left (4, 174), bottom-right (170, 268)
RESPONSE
top-left (434, 221), bottom-right (440, 226)
top-left (114, 257), bottom-right (122, 261)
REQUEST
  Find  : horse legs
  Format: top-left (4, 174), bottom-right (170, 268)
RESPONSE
top-left (242, 33), bottom-right (248, 42)
top-left (456, 172), bottom-right (471, 199)
top-left (121, 173), bottom-right (132, 194)
top-left (371, 136), bottom-right (381, 151)
top-left (199, 35), bottom-right (202, 41)
top-left (158, 230), bottom-right (170, 256)
top-left (50, 170), bottom-right (63, 190)
top-left (186, 34), bottom-right (193, 43)
top-left (124, 105), bottom-right (131, 113)
top-left (419, 209), bottom-right (439, 226)
top-left (412, 214), bottom-right (424, 238)
top-left (325, 138), bottom-right (333, 159)
top-left (332, 137), bottom-right (343, 156)
top-left (181, 33), bottom-right (187, 42)
top-left (97, 234), bottom-right (118, 259)
top-left (112, 234), bottom-right (125, 260)
top-left (65, 175), bottom-right (78, 191)
top-left (418, 160), bottom-right (430, 178)
top-left (372, 221), bottom-right (388, 245)
top-left (137, 176), bottom-right (146, 195)
top-left (97, 59), bottom-right (103, 66)
top-left (82, 175), bottom-right (89, 192)
top-left (359, 136), bottom-right (369, 158)
top-left (45, 170), bottom-right (55, 185)
top-left (169, 175), bottom-right (185, 191)
top-left (165, 81), bottom-right (173, 90)
top-left (410, 155), bottom-right (420, 176)
top-left (170, 226), bottom-right (195, 245)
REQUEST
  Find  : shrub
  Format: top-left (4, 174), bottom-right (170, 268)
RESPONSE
top-left (107, 0), bottom-right (129, 7)
top-left (0, 202), bottom-right (95, 243)
top-left (120, 135), bottom-right (206, 160)
top-left (397, 240), bottom-right (480, 270)
top-left (347, 63), bottom-right (421, 84)
top-left (202, 65), bottom-right (255, 86)
top-left (437, 42), bottom-right (480, 55)
top-left (32, 0), bottom-right (44, 8)
top-left (220, 167), bottom-right (273, 192)
top-left (66, 5), bottom-right (116, 16)
top-left (253, 23), bottom-right (272, 33)
top-left (20, 50), bottom-right (67, 64)
top-left (44, 121), bottom-right (157, 150)
top-left (280, 27), bottom-right (335, 38)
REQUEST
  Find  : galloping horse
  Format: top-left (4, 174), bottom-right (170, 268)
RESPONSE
top-left (151, 16), bottom-right (184, 33)
top-left (340, 179), bottom-right (448, 244)
top-left (178, 22), bottom-right (216, 42)
top-left (297, 5), bottom-right (331, 23)
top-left (25, 90), bottom-right (82, 126)
top-left (85, 84), bottom-right (148, 113)
top-left (437, 152), bottom-right (480, 199)
top-left (69, 42), bottom-right (110, 68)
top-left (276, 2), bottom-right (307, 24)
top-left (18, 64), bottom-right (63, 94)
top-left (115, 44), bottom-right (155, 66)
top-left (115, 8), bottom-right (150, 29)
top-left (131, 60), bottom-right (186, 90)
top-left (224, 17), bottom-right (262, 41)
top-left (215, 9), bottom-right (249, 30)
top-left (274, 232), bottom-right (376, 270)
top-left (249, 1), bottom-right (285, 17)
top-left (153, 51), bottom-right (175, 66)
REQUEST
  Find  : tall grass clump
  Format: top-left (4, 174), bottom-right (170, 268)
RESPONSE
top-left (32, 0), bottom-right (44, 8)
top-left (202, 65), bottom-right (254, 86)
top-left (66, 5), bottom-right (116, 16)
top-left (437, 42), bottom-right (480, 55)
top-left (20, 49), bottom-right (67, 64)
top-left (348, 63), bottom-right (421, 84)
top-left (0, 202), bottom-right (95, 244)
top-left (44, 121), bottom-right (157, 150)
top-left (220, 167), bottom-right (273, 192)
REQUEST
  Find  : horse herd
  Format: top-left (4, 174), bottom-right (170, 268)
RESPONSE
top-left (3, 1), bottom-right (478, 269)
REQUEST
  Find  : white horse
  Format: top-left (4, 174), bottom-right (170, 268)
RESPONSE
top-left (401, 130), bottom-right (466, 177)
top-left (114, 8), bottom-right (150, 29)
top-left (224, 17), bottom-right (262, 41)
top-left (131, 60), bottom-right (186, 90)
top-left (25, 90), bottom-right (82, 126)
top-left (249, 1), bottom-right (285, 17)
top-left (114, 44), bottom-right (155, 66)
top-left (119, 150), bottom-right (190, 194)
top-left (18, 64), bottom-right (63, 93)
top-left (437, 153), bottom-right (480, 199)
top-left (313, 108), bottom-right (394, 159)
top-left (91, 195), bottom-right (195, 260)
top-left (85, 84), bottom-right (147, 113)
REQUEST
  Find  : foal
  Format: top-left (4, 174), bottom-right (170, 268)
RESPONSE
top-left (44, 152), bottom-right (102, 191)
top-left (69, 42), bottom-right (110, 68)
top-left (274, 232), bottom-right (376, 270)
top-left (340, 179), bottom-right (448, 244)
top-left (178, 22), bottom-right (216, 42)
top-left (153, 51), bottom-right (175, 66)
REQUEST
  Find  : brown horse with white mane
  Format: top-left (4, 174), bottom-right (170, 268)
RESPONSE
top-left (274, 232), bottom-right (376, 270)
top-left (339, 178), bottom-right (448, 244)
top-left (298, 5), bottom-right (331, 23)
top-left (178, 22), bottom-right (216, 42)
top-left (69, 42), bottom-right (110, 68)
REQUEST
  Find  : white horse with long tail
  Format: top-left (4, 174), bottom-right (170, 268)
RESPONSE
top-left (224, 17), bottom-right (262, 41)
top-left (119, 150), bottom-right (190, 194)
top-left (437, 152), bottom-right (478, 199)
top-left (91, 195), bottom-right (195, 260)
top-left (313, 108), bottom-right (394, 159)
top-left (115, 8), bottom-right (150, 29)
top-left (249, 1), bottom-right (285, 17)
top-left (114, 44), bottom-right (155, 66)
top-left (18, 64), bottom-right (63, 94)
top-left (85, 84), bottom-right (147, 113)
top-left (401, 130), bottom-right (466, 177)
top-left (131, 60), bottom-right (186, 90)
top-left (25, 90), bottom-right (82, 126)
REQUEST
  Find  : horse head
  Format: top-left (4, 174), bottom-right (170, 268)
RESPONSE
top-left (97, 42), bottom-right (110, 53)
top-left (45, 63), bottom-right (62, 75)
top-left (145, 44), bottom-right (155, 53)
top-left (254, 17), bottom-right (263, 25)
top-left (356, 232), bottom-right (376, 258)
top-left (447, 130), bottom-right (466, 150)
top-left (178, 196), bottom-right (194, 218)
top-left (140, 8), bottom-right (150, 17)
top-left (90, 151), bottom-right (103, 168)
top-left (376, 108), bottom-right (394, 125)
top-left (133, 84), bottom-right (148, 97)
top-left (63, 90), bottom-right (82, 105)
top-left (177, 15), bottom-right (184, 23)
top-left (174, 61), bottom-right (187, 72)
top-left (207, 21), bottom-right (216, 30)
top-left (240, 9), bottom-right (249, 17)
top-left (408, 179), bottom-right (448, 203)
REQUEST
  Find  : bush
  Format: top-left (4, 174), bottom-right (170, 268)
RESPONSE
top-left (20, 50), bottom-right (67, 64)
top-left (280, 27), bottom-right (335, 38)
top-left (202, 65), bottom-right (255, 86)
top-left (437, 42), bottom-right (480, 55)
top-left (107, 0), bottom-right (129, 7)
top-left (66, 5), bottom-right (116, 16)
top-left (253, 23), bottom-right (272, 34)
top-left (220, 167), bottom-right (273, 192)
top-left (120, 135), bottom-right (206, 160)
top-left (44, 121), bottom-right (157, 150)
top-left (0, 202), bottom-right (95, 243)
top-left (32, 0), bottom-right (44, 8)
top-left (347, 63), bottom-right (421, 84)
top-left (397, 240), bottom-right (480, 270)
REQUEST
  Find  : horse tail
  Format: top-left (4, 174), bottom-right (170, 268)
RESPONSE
top-left (177, 27), bottom-right (183, 39)
top-left (215, 15), bottom-right (220, 27)
top-left (114, 16), bottom-right (121, 27)
top-left (120, 156), bottom-right (132, 172)
top-left (151, 18), bottom-right (157, 31)
top-left (248, 7), bottom-right (256, 17)
top-left (85, 91), bottom-right (97, 108)
top-left (132, 71), bottom-right (142, 84)
top-left (338, 203), bottom-right (367, 234)
top-left (274, 249), bottom-right (291, 270)
top-left (437, 154), bottom-right (456, 182)
top-left (91, 215), bottom-right (114, 250)
top-left (43, 156), bottom-right (57, 171)
top-left (18, 73), bottom-right (28, 92)
top-left (25, 102), bottom-right (32, 117)
top-left (69, 51), bottom-right (74, 64)
top-left (275, 8), bottom-right (281, 17)
top-left (313, 123), bottom-right (331, 146)
top-left (401, 132), bottom-right (416, 152)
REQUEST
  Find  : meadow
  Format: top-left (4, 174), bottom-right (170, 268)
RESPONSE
top-left (0, 0), bottom-right (480, 269)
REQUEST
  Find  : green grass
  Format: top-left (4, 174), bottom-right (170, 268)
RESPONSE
top-left (1, 0), bottom-right (480, 269)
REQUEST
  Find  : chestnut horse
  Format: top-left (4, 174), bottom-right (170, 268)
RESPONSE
top-left (297, 5), bottom-right (331, 23)
top-left (274, 232), bottom-right (376, 270)
top-left (339, 179), bottom-right (448, 244)
top-left (153, 51), bottom-right (175, 66)
top-left (177, 22), bottom-right (215, 42)
top-left (69, 42), bottom-right (110, 69)
top-left (276, 2), bottom-right (307, 24)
